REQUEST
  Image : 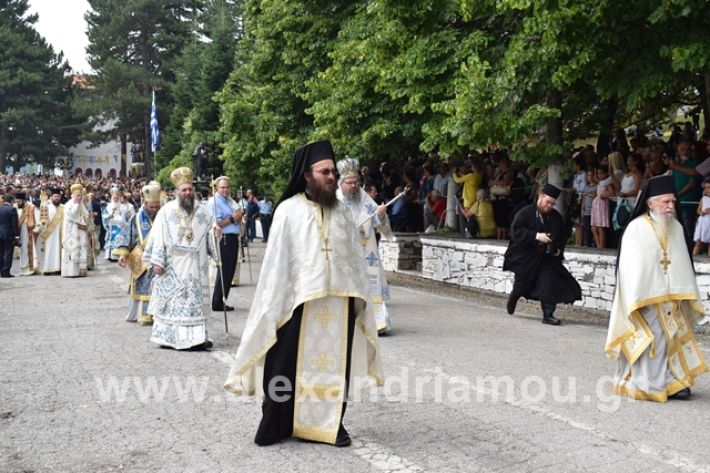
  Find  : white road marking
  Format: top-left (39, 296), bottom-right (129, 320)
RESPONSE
top-left (351, 438), bottom-right (424, 473)
top-left (425, 368), bottom-right (710, 473)
top-left (211, 350), bottom-right (425, 472)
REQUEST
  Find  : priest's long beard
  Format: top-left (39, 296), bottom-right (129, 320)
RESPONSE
top-left (306, 182), bottom-right (337, 208)
top-left (343, 187), bottom-right (361, 204)
top-left (178, 194), bottom-right (195, 214)
top-left (649, 210), bottom-right (675, 233)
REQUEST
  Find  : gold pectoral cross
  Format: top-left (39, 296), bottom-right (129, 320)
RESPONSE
top-left (660, 252), bottom-right (671, 273)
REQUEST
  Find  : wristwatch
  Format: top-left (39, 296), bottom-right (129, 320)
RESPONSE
top-left (229, 216), bottom-right (235, 224)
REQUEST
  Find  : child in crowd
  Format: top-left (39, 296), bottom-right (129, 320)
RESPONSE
top-left (581, 168), bottom-right (597, 247)
top-left (693, 178), bottom-right (710, 256)
top-left (591, 166), bottom-right (613, 249)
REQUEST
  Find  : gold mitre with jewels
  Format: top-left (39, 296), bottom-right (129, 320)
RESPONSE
top-left (141, 183), bottom-right (161, 203)
top-left (170, 166), bottom-right (193, 187)
top-left (70, 183), bottom-right (84, 195)
top-left (336, 157), bottom-right (360, 180)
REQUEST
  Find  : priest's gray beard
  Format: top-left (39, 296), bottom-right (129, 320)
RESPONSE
top-left (343, 186), bottom-right (361, 204)
top-left (306, 182), bottom-right (337, 208)
top-left (650, 210), bottom-right (676, 233)
top-left (179, 194), bottom-right (195, 214)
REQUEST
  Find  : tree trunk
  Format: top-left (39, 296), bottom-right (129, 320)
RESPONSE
top-left (545, 89), bottom-right (563, 146)
top-left (0, 123), bottom-right (7, 173)
top-left (596, 95), bottom-right (618, 156)
top-left (703, 72), bottom-right (710, 134)
top-left (120, 133), bottom-right (127, 177)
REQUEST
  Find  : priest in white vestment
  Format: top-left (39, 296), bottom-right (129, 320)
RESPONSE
top-left (115, 183), bottom-right (161, 324)
top-left (606, 175), bottom-right (708, 401)
top-left (143, 167), bottom-right (218, 350)
top-left (224, 140), bottom-right (383, 448)
top-left (14, 192), bottom-right (39, 275)
top-left (103, 187), bottom-right (132, 262)
top-left (37, 188), bottom-right (64, 275)
top-left (336, 157), bottom-right (393, 335)
top-left (61, 184), bottom-right (90, 278)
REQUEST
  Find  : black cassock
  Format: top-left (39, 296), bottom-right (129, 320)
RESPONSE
top-left (254, 299), bottom-right (355, 446)
top-left (503, 204), bottom-right (581, 304)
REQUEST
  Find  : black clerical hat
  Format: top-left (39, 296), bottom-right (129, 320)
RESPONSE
top-left (644, 174), bottom-right (675, 198)
top-left (14, 192), bottom-right (26, 200)
top-left (278, 140), bottom-right (335, 206)
top-left (50, 187), bottom-right (62, 195)
top-left (542, 184), bottom-right (561, 199)
top-left (627, 174), bottom-right (676, 223)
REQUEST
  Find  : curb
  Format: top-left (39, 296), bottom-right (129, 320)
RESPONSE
top-left (386, 271), bottom-right (710, 338)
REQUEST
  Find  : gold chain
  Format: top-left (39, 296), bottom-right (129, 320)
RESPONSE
top-left (644, 213), bottom-right (671, 273)
top-left (177, 207), bottom-right (195, 241)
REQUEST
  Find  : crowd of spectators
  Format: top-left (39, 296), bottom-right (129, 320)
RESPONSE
top-left (3, 123), bottom-right (710, 254)
top-left (361, 124), bottom-right (710, 253)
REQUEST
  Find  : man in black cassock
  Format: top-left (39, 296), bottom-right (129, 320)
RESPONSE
top-left (224, 140), bottom-right (383, 447)
top-left (503, 184), bottom-right (581, 325)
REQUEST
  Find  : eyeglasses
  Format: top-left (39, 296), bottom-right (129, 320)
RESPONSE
top-left (309, 168), bottom-right (338, 177)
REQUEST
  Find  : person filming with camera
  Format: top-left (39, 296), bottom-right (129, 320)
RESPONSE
top-left (503, 184), bottom-right (581, 325)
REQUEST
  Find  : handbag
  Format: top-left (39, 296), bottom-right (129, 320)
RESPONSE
top-left (489, 184), bottom-right (511, 197)
top-left (612, 198), bottom-right (632, 231)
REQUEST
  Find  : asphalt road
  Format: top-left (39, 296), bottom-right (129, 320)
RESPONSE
top-left (2, 242), bottom-right (709, 473)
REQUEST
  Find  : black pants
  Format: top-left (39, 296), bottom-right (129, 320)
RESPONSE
top-left (212, 234), bottom-right (238, 309)
top-left (511, 277), bottom-right (557, 317)
top-left (255, 298), bottom-right (356, 446)
top-left (260, 214), bottom-right (272, 241)
top-left (0, 238), bottom-right (13, 276)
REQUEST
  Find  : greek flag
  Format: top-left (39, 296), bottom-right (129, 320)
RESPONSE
top-left (150, 91), bottom-right (160, 153)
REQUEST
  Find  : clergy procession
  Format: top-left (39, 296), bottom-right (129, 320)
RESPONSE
top-left (3, 139), bottom-right (709, 455)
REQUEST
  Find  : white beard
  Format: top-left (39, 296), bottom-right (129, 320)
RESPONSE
top-left (649, 210), bottom-right (675, 233)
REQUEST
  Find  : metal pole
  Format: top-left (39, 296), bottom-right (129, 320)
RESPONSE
top-left (210, 175), bottom-right (229, 334)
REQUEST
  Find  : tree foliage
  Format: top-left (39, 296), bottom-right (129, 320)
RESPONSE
top-left (85, 0), bottom-right (201, 176)
top-left (0, 0), bottom-right (79, 171)
top-left (157, 0), bottom-right (243, 185)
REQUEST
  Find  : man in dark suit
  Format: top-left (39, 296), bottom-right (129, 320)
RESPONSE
top-left (0, 194), bottom-right (20, 277)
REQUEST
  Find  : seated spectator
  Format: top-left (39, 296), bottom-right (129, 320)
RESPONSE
top-left (462, 189), bottom-right (496, 238)
top-left (424, 189), bottom-right (447, 229)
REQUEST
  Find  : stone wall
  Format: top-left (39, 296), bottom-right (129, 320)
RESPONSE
top-left (380, 234), bottom-right (710, 315)
top-left (379, 234), bottom-right (422, 272)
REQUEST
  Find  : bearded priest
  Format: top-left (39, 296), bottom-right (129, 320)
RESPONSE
top-left (224, 140), bottom-right (383, 448)
top-left (336, 157), bottom-right (393, 335)
top-left (605, 174), bottom-right (708, 401)
top-left (143, 167), bottom-right (219, 351)
top-left (61, 184), bottom-right (91, 277)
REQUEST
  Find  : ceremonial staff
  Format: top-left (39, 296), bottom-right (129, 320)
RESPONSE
top-left (357, 186), bottom-right (410, 227)
top-left (239, 185), bottom-right (253, 283)
top-left (210, 176), bottom-right (229, 334)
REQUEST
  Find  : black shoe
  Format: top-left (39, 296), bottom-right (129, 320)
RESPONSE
top-left (669, 387), bottom-right (691, 400)
top-left (189, 340), bottom-right (213, 351)
top-left (542, 315), bottom-right (561, 326)
top-left (212, 305), bottom-right (235, 312)
top-left (334, 433), bottom-right (351, 447)
top-left (506, 294), bottom-right (519, 315)
top-left (1, 274), bottom-right (14, 278)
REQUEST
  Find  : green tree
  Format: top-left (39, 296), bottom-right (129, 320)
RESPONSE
top-left (85, 0), bottom-right (202, 177)
top-left (0, 0), bottom-right (79, 171)
top-left (157, 0), bottom-right (243, 185)
top-left (218, 0), bottom-right (355, 197)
